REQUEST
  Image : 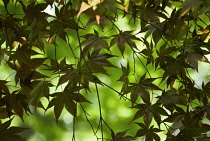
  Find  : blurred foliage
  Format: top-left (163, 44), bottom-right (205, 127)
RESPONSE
top-left (1, 0), bottom-right (210, 141)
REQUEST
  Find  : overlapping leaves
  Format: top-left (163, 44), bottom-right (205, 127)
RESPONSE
top-left (1, 0), bottom-right (210, 141)
top-left (127, 74), bottom-right (161, 105)
top-left (0, 119), bottom-right (27, 141)
top-left (110, 31), bottom-right (140, 56)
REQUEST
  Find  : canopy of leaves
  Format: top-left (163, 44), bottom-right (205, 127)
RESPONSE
top-left (0, 0), bottom-right (210, 140)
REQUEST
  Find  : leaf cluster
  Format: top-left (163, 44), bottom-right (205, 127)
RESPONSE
top-left (1, 0), bottom-right (210, 140)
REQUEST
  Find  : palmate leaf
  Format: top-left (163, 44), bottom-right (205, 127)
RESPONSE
top-left (88, 49), bottom-right (116, 67)
top-left (44, 57), bottom-right (74, 72)
top-left (57, 50), bottom-right (114, 88)
top-left (87, 14), bottom-right (111, 30)
top-left (175, 114), bottom-right (210, 140)
top-left (159, 57), bottom-right (191, 82)
top-left (180, 0), bottom-right (200, 18)
top-left (128, 74), bottom-right (161, 105)
top-left (110, 31), bottom-right (140, 56)
top-left (156, 89), bottom-right (187, 112)
top-left (139, 21), bottom-right (165, 45)
top-left (111, 129), bottom-right (136, 141)
top-left (29, 81), bottom-right (51, 107)
top-left (77, 0), bottom-right (116, 24)
top-left (57, 63), bottom-right (102, 90)
top-left (50, 5), bottom-right (79, 41)
top-left (80, 30), bottom-right (109, 57)
top-left (7, 61), bottom-right (48, 88)
top-left (47, 86), bottom-right (90, 122)
top-left (135, 123), bottom-right (162, 141)
top-left (118, 63), bottom-right (130, 94)
top-left (177, 39), bottom-right (210, 71)
top-left (21, 1), bottom-right (49, 23)
top-left (9, 93), bottom-right (28, 121)
top-left (131, 103), bottom-right (168, 126)
top-left (0, 119), bottom-right (27, 141)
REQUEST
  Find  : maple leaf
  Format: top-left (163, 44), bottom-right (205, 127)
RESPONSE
top-left (164, 18), bottom-right (189, 41)
top-left (137, 5), bottom-right (167, 28)
top-left (140, 39), bottom-right (154, 65)
top-left (22, 2), bottom-right (49, 24)
top-left (156, 89), bottom-right (187, 112)
top-left (128, 74), bottom-right (161, 105)
top-left (140, 21), bottom-right (165, 45)
top-left (110, 31), bottom-right (140, 56)
top-left (77, 0), bottom-right (116, 24)
top-left (157, 55), bottom-right (191, 82)
top-left (7, 56), bottom-right (48, 88)
top-left (177, 39), bottom-right (210, 71)
top-left (111, 129), bottom-right (136, 141)
top-left (135, 123), bottom-right (162, 141)
top-left (81, 60), bottom-right (108, 76)
top-left (49, 6), bottom-right (80, 41)
top-left (131, 103), bottom-right (168, 126)
top-left (47, 86), bottom-right (90, 121)
top-left (180, 0), bottom-right (200, 18)
top-left (177, 114), bottom-right (210, 140)
top-left (29, 81), bottom-right (51, 107)
top-left (87, 14), bottom-right (114, 30)
top-left (80, 30), bottom-right (109, 57)
top-left (12, 95), bottom-right (28, 121)
top-left (0, 119), bottom-right (27, 141)
top-left (118, 63), bottom-right (130, 94)
top-left (88, 49), bottom-right (116, 68)
top-left (44, 58), bottom-right (74, 73)
top-left (56, 68), bottom-right (78, 87)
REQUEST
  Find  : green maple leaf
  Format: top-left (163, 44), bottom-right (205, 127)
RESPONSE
top-left (0, 119), bottom-right (27, 141)
top-left (110, 31), bottom-right (140, 56)
top-left (47, 86), bottom-right (90, 122)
